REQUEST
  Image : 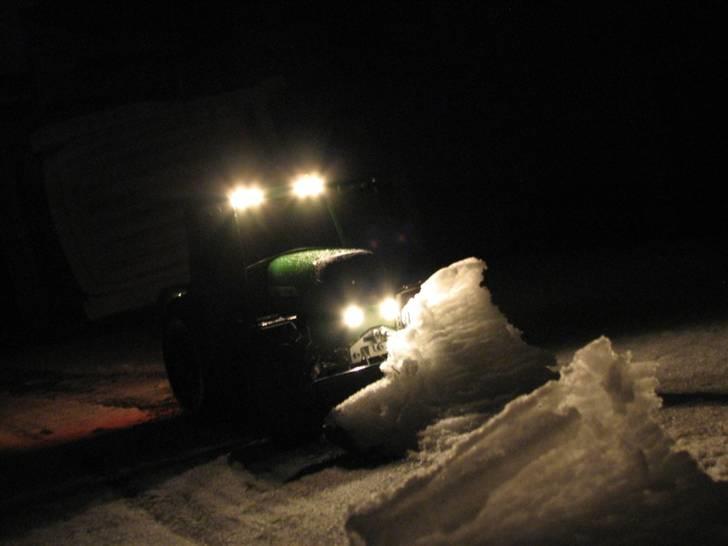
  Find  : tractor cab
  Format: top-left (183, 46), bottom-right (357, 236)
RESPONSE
top-left (161, 173), bottom-right (416, 433)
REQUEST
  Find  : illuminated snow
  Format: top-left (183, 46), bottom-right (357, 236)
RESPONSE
top-left (339, 259), bottom-right (728, 545)
top-left (5, 259), bottom-right (728, 545)
top-left (328, 257), bottom-right (555, 454)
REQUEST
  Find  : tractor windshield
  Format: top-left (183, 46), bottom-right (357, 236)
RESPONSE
top-left (238, 181), bottom-right (396, 263)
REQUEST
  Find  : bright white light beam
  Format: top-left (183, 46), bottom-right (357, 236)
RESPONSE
top-left (229, 186), bottom-right (265, 210)
top-left (292, 173), bottom-right (326, 198)
top-left (379, 297), bottom-right (400, 321)
top-left (343, 304), bottom-right (365, 329)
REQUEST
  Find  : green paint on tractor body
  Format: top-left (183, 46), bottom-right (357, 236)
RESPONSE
top-left (267, 248), bottom-right (372, 290)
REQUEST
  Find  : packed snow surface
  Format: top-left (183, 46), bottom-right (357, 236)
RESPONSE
top-left (329, 257), bottom-right (555, 453)
top-left (335, 258), bottom-right (728, 545)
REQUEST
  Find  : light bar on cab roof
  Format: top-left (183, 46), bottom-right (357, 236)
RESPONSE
top-left (229, 186), bottom-right (265, 211)
top-left (292, 173), bottom-right (326, 198)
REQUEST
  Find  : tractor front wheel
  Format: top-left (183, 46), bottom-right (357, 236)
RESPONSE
top-left (162, 316), bottom-right (208, 415)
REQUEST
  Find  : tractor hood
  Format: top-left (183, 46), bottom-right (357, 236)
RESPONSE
top-left (267, 248), bottom-right (374, 292)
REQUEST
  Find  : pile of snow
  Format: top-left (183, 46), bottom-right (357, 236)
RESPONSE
top-left (347, 338), bottom-right (728, 544)
top-left (328, 257), bottom-right (555, 454)
top-left (335, 257), bottom-right (728, 545)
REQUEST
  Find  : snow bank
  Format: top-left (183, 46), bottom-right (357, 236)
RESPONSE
top-left (332, 257), bottom-right (728, 544)
top-left (328, 258), bottom-right (555, 454)
top-left (347, 336), bottom-right (728, 545)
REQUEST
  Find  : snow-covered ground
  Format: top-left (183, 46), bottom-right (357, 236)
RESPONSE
top-left (3, 257), bottom-right (728, 545)
top-left (0, 329), bottom-right (176, 450)
top-left (564, 322), bottom-right (728, 395)
top-left (1, 444), bottom-right (418, 545)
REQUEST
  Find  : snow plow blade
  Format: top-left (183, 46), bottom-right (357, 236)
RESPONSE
top-left (314, 362), bottom-right (383, 410)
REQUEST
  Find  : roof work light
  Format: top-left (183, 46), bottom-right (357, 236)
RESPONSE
top-left (292, 173), bottom-right (326, 199)
top-left (229, 186), bottom-right (265, 210)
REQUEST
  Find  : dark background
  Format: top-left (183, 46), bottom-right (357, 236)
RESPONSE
top-left (1, 2), bottom-right (725, 345)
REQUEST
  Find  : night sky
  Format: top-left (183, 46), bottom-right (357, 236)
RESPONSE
top-left (1, 2), bottom-right (724, 337)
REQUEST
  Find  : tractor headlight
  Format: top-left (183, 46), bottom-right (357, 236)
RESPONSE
top-left (292, 173), bottom-right (325, 198)
top-left (342, 304), bottom-right (365, 329)
top-left (229, 186), bottom-right (265, 210)
top-left (378, 297), bottom-right (399, 321)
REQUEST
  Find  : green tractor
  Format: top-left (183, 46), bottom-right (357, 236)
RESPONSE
top-left (161, 173), bottom-right (417, 437)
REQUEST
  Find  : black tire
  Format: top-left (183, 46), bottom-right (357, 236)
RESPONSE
top-left (162, 316), bottom-right (207, 415)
